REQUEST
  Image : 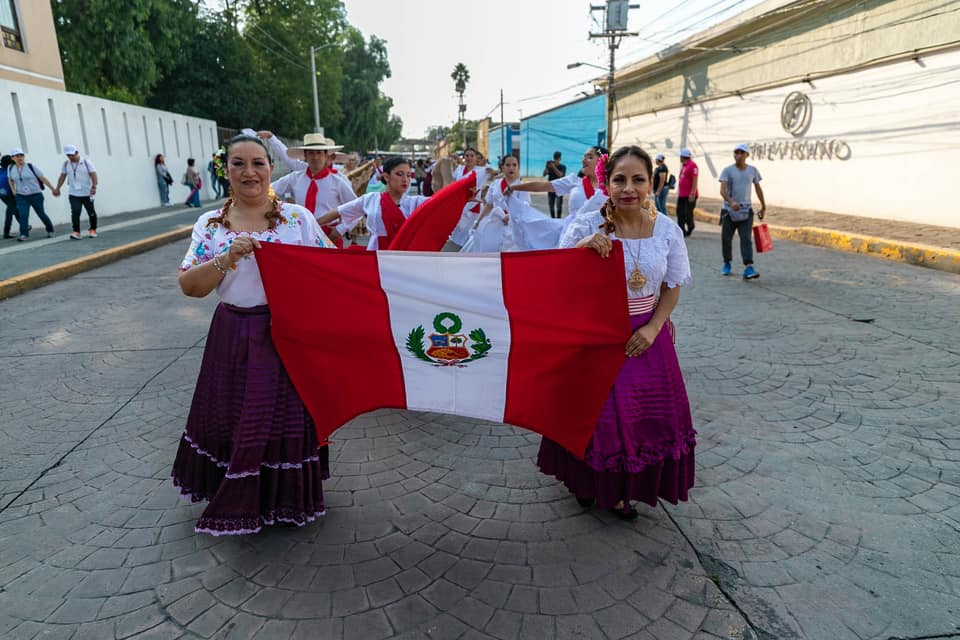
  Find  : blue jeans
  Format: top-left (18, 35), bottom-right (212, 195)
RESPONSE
top-left (209, 172), bottom-right (221, 198)
top-left (186, 185), bottom-right (201, 207)
top-left (654, 189), bottom-right (668, 215)
top-left (2, 192), bottom-right (17, 237)
top-left (721, 209), bottom-right (754, 265)
top-left (157, 179), bottom-right (170, 205)
top-left (15, 193), bottom-right (55, 237)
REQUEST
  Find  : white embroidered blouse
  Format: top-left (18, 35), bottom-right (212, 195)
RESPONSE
top-left (559, 210), bottom-right (692, 298)
top-left (334, 192), bottom-right (429, 250)
top-left (179, 203), bottom-right (333, 307)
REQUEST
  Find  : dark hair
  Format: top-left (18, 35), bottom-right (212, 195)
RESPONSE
top-left (224, 134), bottom-right (273, 163)
top-left (590, 145), bottom-right (609, 157)
top-left (463, 147), bottom-right (478, 155)
top-left (499, 154), bottom-right (517, 169)
top-left (154, 153), bottom-right (164, 166)
top-left (599, 145), bottom-right (654, 233)
top-left (207, 134), bottom-right (282, 230)
top-left (553, 151), bottom-right (562, 159)
top-left (0, 155), bottom-right (11, 170)
top-left (382, 156), bottom-right (409, 175)
top-left (187, 158), bottom-right (195, 167)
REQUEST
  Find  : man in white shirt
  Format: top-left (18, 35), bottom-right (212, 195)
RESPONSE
top-left (54, 144), bottom-right (98, 239)
top-left (257, 131), bottom-right (356, 245)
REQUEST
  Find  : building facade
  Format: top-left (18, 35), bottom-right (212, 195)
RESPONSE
top-left (0, 0), bottom-right (64, 90)
top-left (612, 0), bottom-right (960, 228)
top-left (519, 94), bottom-right (606, 178)
top-left (486, 123), bottom-right (520, 166)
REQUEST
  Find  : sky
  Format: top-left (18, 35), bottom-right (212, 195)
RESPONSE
top-left (341, 0), bottom-right (770, 138)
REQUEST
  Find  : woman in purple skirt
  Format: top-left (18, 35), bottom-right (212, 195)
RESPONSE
top-left (172, 134), bottom-right (334, 535)
top-left (540, 145), bottom-right (695, 520)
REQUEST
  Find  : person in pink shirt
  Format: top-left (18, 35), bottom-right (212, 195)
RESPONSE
top-left (676, 148), bottom-right (699, 237)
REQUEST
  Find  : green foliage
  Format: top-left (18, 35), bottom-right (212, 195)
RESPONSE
top-left (405, 326), bottom-right (432, 363)
top-left (53, 0), bottom-right (403, 147)
top-left (463, 328), bottom-right (491, 363)
top-left (444, 120), bottom-right (479, 152)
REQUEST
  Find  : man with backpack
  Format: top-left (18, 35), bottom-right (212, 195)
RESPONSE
top-left (6, 148), bottom-right (58, 242)
top-left (54, 144), bottom-right (99, 239)
top-left (652, 153), bottom-right (674, 214)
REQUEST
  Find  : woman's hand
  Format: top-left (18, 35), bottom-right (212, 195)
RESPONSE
top-left (225, 236), bottom-right (262, 267)
top-left (502, 214), bottom-right (510, 225)
top-left (577, 232), bottom-right (613, 258)
top-left (625, 324), bottom-right (660, 357)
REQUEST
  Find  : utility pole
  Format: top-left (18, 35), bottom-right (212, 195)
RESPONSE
top-left (500, 89), bottom-right (505, 161)
top-left (310, 46), bottom-right (321, 134)
top-left (589, 0), bottom-right (638, 148)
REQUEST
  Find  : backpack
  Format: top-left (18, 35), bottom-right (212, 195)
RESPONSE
top-left (27, 163), bottom-right (45, 191)
top-left (667, 174), bottom-right (676, 190)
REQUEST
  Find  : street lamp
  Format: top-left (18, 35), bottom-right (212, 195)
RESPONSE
top-left (568, 61), bottom-right (612, 146)
top-left (310, 43), bottom-right (339, 134)
top-left (566, 61), bottom-right (606, 71)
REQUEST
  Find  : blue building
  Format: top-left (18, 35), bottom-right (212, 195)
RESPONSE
top-left (519, 94), bottom-right (606, 178)
top-left (486, 123), bottom-right (520, 166)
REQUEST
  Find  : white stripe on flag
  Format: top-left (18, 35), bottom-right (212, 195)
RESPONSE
top-left (377, 253), bottom-right (512, 422)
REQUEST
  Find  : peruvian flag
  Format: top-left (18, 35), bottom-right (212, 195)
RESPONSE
top-left (388, 173), bottom-right (476, 251)
top-left (256, 243), bottom-right (630, 456)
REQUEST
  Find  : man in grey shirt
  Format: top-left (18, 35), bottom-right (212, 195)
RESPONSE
top-left (719, 143), bottom-right (766, 279)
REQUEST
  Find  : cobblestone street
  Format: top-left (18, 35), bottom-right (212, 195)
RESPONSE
top-left (0, 225), bottom-right (958, 639)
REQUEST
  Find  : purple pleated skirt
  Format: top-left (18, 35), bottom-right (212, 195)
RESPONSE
top-left (537, 310), bottom-right (696, 510)
top-left (171, 303), bottom-right (329, 535)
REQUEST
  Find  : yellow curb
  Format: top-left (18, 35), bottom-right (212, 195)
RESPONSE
top-left (0, 225), bottom-right (193, 301)
top-left (674, 205), bottom-right (960, 275)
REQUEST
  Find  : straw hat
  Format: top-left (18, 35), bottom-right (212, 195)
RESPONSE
top-left (287, 132), bottom-right (344, 157)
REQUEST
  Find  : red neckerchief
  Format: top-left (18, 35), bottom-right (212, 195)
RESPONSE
top-left (304, 167), bottom-right (334, 214)
top-left (379, 192), bottom-right (406, 248)
top-left (500, 178), bottom-right (509, 194)
top-left (582, 175), bottom-right (595, 199)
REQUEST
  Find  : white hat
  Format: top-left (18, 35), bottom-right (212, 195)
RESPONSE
top-left (655, 153), bottom-right (665, 161)
top-left (9, 148), bottom-right (24, 156)
top-left (733, 143), bottom-right (750, 153)
top-left (286, 132), bottom-right (344, 159)
top-left (679, 148), bottom-right (692, 158)
top-left (63, 144), bottom-right (79, 155)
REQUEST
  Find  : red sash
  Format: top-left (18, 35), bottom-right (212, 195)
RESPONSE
top-left (582, 175), bottom-right (595, 199)
top-left (380, 192), bottom-right (406, 248)
top-left (304, 167), bottom-right (334, 214)
top-left (500, 178), bottom-right (509, 194)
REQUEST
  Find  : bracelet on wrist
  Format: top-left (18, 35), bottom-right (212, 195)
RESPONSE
top-left (212, 253), bottom-right (228, 276)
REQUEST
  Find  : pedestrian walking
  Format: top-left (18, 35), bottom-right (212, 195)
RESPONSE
top-left (172, 133), bottom-right (333, 535)
top-left (544, 151), bottom-right (567, 218)
top-left (54, 144), bottom-right (99, 239)
top-left (316, 157), bottom-right (428, 250)
top-left (7, 148), bottom-right (58, 241)
top-left (183, 158), bottom-right (202, 207)
top-left (214, 146), bottom-right (229, 199)
top-left (155, 154), bottom-right (173, 206)
top-left (414, 159), bottom-right (426, 195)
top-left (719, 143), bottom-right (766, 279)
top-left (676, 148), bottom-right (699, 237)
top-left (652, 153), bottom-right (673, 215)
top-left (207, 154), bottom-right (221, 198)
top-left (0, 154), bottom-right (19, 239)
top-left (547, 145), bottom-right (695, 519)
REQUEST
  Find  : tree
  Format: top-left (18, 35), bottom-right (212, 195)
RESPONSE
top-left (53, 0), bottom-right (198, 103)
top-left (451, 63), bottom-right (470, 149)
top-left (330, 28), bottom-right (402, 152)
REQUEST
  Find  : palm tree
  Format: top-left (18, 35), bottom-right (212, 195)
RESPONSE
top-left (451, 63), bottom-right (470, 148)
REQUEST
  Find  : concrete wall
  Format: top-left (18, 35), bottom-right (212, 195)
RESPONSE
top-left (519, 94), bottom-right (606, 177)
top-left (0, 0), bottom-right (64, 90)
top-left (1, 78), bottom-right (219, 224)
top-left (615, 49), bottom-right (960, 227)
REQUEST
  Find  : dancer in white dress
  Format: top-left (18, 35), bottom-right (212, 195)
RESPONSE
top-left (460, 155), bottom-right (527, 253)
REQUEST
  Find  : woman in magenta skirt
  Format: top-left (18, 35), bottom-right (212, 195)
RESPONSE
top-left (540, 145), bottom-right (695, 520)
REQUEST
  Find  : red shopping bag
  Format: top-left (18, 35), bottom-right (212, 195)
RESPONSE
top-left (753, 223), bottom-right (773, 253)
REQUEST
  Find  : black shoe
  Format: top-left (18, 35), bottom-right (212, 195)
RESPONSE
top-left (609, 505), bottom-right (639, 521)
top-left (576, 497), bottom-right (595, 508)
top-left (2, 235), bottom-right (13, 239)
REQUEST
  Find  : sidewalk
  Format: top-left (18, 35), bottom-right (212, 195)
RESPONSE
top-left (0, 200), bottom-right (223, 299)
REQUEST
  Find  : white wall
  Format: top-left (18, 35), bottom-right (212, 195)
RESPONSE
top-left (615, 49), bottom-right (960, 228)
top-left (1, 79), bottom-right (219, 225)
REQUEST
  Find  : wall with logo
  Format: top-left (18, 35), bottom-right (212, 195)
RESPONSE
top-left (1, 78), bottom-right (219, 225)
top-left (614, 49), bottom-right (960, 227)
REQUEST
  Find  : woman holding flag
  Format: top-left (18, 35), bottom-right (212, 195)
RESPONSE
top-left (539, 145), bottom-right (695, 520)
top-left (172, 134), bottom-right (334, 535)
top-left (317, 157), bottom-right (428, 250)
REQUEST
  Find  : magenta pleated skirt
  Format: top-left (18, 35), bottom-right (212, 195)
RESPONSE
top-left (537, 309), bottom-right (696, 509)
top-left (171, 303), bottom-right (328, 535)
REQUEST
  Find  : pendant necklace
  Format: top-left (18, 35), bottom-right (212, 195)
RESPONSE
top-left (624, 238), bottom-right (647, 292)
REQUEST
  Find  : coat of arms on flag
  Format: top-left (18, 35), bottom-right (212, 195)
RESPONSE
top-left (406, 312), bottom-right (492, 367)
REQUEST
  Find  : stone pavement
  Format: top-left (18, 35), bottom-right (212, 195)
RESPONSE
top-left (1, 220), bottom-right (958, 640)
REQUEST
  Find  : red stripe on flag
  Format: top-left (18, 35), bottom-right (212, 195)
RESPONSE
top-left (387, 173), bottom-right (476, 251)
top-left (255, 244), bottom-right (407, 444)
top-left (500, 244), bottom-right (630, 457)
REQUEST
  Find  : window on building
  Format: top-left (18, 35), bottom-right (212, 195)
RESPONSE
top-left (1, 0), bottom-right (23, 52)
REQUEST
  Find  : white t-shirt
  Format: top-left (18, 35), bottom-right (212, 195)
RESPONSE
top-left (559, 210), bottom-right (692, 298)
top-left (61, 158), bottom-right (96, 197)
top-left (179, 203), bottom-right (333, 307)
top-left (271, 170), bottom-right (356, 217)
top-left (335, 192), bottom-right (429, 250)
